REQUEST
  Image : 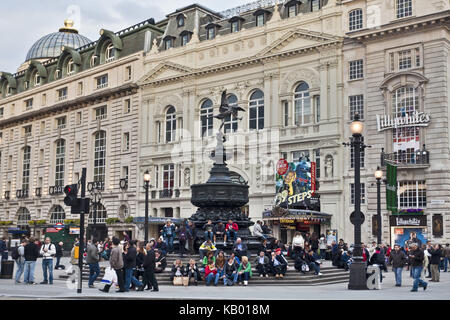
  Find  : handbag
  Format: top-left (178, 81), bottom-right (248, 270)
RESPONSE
top-left (182, 276), bottom-right (189, 286)
top-left (173, 277), bottom-right (184, 286)
top-left (301, 263), bottom-right (310, 272)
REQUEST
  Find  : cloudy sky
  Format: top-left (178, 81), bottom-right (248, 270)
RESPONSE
top-left (0, 0), bottom-right (248, 73)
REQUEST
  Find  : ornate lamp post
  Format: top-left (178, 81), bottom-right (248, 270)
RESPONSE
top-left (143, 170), bottom-right (151, 243)
top-left (87, 182), bottom-right (103, 240)
top-left (374, 167), bottom-right (383, 245)
top-left (345, 113), bottom-right (368, 290)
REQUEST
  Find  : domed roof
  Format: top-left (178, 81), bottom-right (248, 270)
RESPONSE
top-left (25, 20), bottom-right (92, 62)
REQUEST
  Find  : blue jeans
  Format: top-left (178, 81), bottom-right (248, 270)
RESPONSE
top-left (412, 266), bottom-right (427, 291)
top-left (444, 257), bottom-right (450, 272)
top-left (88, 262), bottom-right (100, 286)
top-left (15, 260), bottom-right (25, 283)
top-left (204, 231), bottom-right (213, 241)
top-left (205, 273), bottom-right (219, 285)
top-left (393, 267), bottom-right (403, 285)
top-left (124, 268), bottom-right (142, 291)
top-left (227, 231), bottom-right (237, 242)
top-left (165, 236), bottom-right (174, 253)
top-left (217, 267), bottom-right (225, 279)
top-left (239, 272), bottom-right (250, 282)
top-left (224, 273), bottom-right (239, 285)
top-left (42, 259), bottom-right (53, 283)
top-left (309, 262), bottom-right (321, 275)
top-left (24, 261), bottom-right (36, 284)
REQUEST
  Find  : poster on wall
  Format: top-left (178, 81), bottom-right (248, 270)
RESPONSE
top-left (372, 215), bottom-right (379, 237)
top-left (432, 215), bottom-right (443, 238)
top-left (391, 227), bottom-right (427, 249)
top-left (326, 229), bottom-right (337, 246)
top-left (275, 157), bottom-right (316, 207)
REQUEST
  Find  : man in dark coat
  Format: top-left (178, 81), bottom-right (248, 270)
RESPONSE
top-left (408, 243), bottom-right (428, 292)
top-left (141, 242), bottom-right (159, 292)
top-left (54, 241), bottom-right (64, 269)
top-left (123, 240), bottom-right (142, 292)
top-left (389, 244), bottom-right (407, 286)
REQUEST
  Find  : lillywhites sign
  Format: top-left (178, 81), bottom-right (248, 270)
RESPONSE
top-left (390, 215), bottom-right (427, 227)
top-left (376, 111), bottom-right (430, 132)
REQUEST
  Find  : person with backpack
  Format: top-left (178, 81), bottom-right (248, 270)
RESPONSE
top-left (40, 237), bottom-right (56, 285)
top-left (55, 241), bottom-right (64, 269)
top-left (24, 237), bottom-right (40, 285)
top-left (177, 225), bottom-right (187, 257)
top-left (369, 247), bottom-right (385, 284)
top-left (13, 239), bottom-right (27, 284)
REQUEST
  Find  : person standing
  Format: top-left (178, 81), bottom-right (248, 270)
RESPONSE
top-left (0, 237), bottom-right (8, 262)
top-left (177, 225), bottom-right (187, 257)
top-left (444, 243), bottom-right (450, 272)
top-left (187, 221), bottom-right (196, 255)
top-left (39, 237), bottom-right (56, 285)
top-left (109, 237), bottom-right (125, 292)
top-left (123, 240), bottom-right (143, 292)
top-left (429, 244), bottom-right (442, 282)
top-left (14, 239), bottom-right (27, 284)
top-left (408, 243), bottom-right (428, 292)
top-left (141, 241), bottom-right (159, 291)
top-left (162, 220), bottom-right (177, 254)
top-left (87, 239), bottom-right (100, 288)
top-left (389, 244), bottom-right (407, 287)
top-left (54, 242), bottom-right (64, 269)
top-left (23, 237), bottom-right (40, 285)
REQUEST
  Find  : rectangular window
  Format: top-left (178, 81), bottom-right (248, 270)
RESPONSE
top-left (96, 74), bottom-right (108, 89)
top-left (41, 94), bottom-right (46, 106)
top-left (415, 48), bottom-right (421, 67)
top-left (396, 0), bottom-right (412, 19)
top-left (398, 181), bottom-right (426, 208)
top-left (315, 96), bottom-right (321, 123)
top-left (350, 136), bottom-right (365, 169)
top-left (294, 88), bottom-right (312, 125)
top-left (181, 34), bottom-right (189, 46)
top-left (314, 149), bottom-right (320, 179)
top-left (393, 127), bottom-right (420, 164)
top-left (55, 140), bottom-right (65, 186)
top-left (8, 155), bottom-right (12, 170)
top-left (398, 50), bottom-right (412, 70)
top-left (284, 101), bottom-right (289, 127)
top-left (165, 38), bottom-right (173, 50)
top-left (124, 99), bottom-right (131, 114)
top-left (22, 147), bottom-right (31, 191)
top-left (249, 94), bottom-right (264, 131)
top-left (9, 129), bottom-right (14, 141)
top-left (155, 165), bottom-right (159, 189)
top-left (122, 166), bottom-right (129, 180)
top-left (288, 5), bottom-right (296, 17)
top-left (0, 107), bottom-right (3, 118)
top-left (23, 125), bottom-right (32, 137)
top-left (75, 142), bottom-right (81, 159)
top-left (349, 9), bottom-right (363, 31)
top-left (231, 21), bottom-right (239, 33)
top-left (349, 95), bottom-right (364, 120)
top-left (25, 98), bottom-right (33, 110)
top-left (392, 86), bottom-right (418, 117)
top-left (125, 66), bottom-right (132, 80)
top-left (311, 0), bottom-right (320, 11)
top-left (56, 116), bottom-right (66, 129)
top-left (95, 106), bottom-right (107, 120)
top-left (351, 183), bottom-right (366, 205)
top-left (256, 14), bottom-right (265, 27)
top-left (77, 82), bottom-right (83, 95)
top-left (57, 87), bottom-right (67, 101)
top-left (123, 132), bottom-right (130, 151)
top-left (207, 27), bottom-right (215, 40)
top-left (39, 149), bottom-right (44, 165)
top-left (349, 60), bottom-right (364, 80)
top-left (163, 164), bottom-right (175, 191)
top-left (76, 111), bottom-right (82, 125)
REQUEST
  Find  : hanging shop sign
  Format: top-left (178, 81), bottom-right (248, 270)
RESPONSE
top-left (275, 158), bottom-right (316, 206)
top-left (376, 111), bottom-right (430, 132)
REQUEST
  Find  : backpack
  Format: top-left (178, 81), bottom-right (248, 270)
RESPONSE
top-left (11, 246), bottom-right (20, 260)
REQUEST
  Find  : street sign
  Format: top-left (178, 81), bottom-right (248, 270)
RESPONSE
top-left (55, 223), bottom-right (64, 231)
top-left (350, 211), bottom-right (365, 225)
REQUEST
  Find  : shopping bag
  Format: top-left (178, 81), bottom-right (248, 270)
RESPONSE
top-left (101, 267), bottom-right (114, 284)
top-left (182, 276), bottom-right (189, 286)
top-left (173, 277), bottom-right (184, 286)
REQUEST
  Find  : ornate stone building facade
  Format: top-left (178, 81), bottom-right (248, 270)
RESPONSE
top-left (342, 0), bottom-right (450, 244)
top-left (0, 20), bottom-right (163, 241)
top-left (137, 0), bottom-right (347, 241)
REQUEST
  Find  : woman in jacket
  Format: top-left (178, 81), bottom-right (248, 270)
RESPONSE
top-left (177, 225), bottom-right (188, 257)
top-left (237, 256), bottom-right (252, 286)
top-left (135, 242), bottom-right (146, 284)
top-left (202, 251), bottom-right (216, 273)
top-left (215, 251), bottom-right (226, 281)
top-left (291, 232), bottom-right (304, 258)
top-left (186, 259), bottom-right (201, 285)
top-left (254, 251), bottom-right (269, 277)
top-left (369, 247), bottom-right (385, 283)
top-left (154, 250), bottom-right (167, 273)
top-left (224, 257), bottom-right (239, 286)
top-left (429, 244), bottom-right (442, 282)
top-left (205, 261), bottom-right (219, 286)
top-left (170, 259), bottom-right (186, 282)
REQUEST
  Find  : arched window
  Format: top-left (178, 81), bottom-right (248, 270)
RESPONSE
top-left (105, 43), bottom-right (115, 62)
top-left (67, 58), bottom-right (75, 75)
top-left (55, 139), bottom-right (65, 186)
top-left (17, 208), bottom-right (31, 226)
top-left (249, 90), bottom-right (264, 130)
top-left (94, 131), bottom-right (106, 183)
top-left (89, 203), bottom-right (107, 224)
top-left (392, 86), bottom-right (418, 117)
top-left (22, 146), bottom-right (31, 191)
top-left (50, 206), bottom-right (66, 224)
top-left (200, 99), bottom-right (213, 137)
top-left (294, 82), bottom-right (311, 125)
top-left (224, 94), bottom-right (238, 133)
top-left (349, 9), bottom-right (363, 31)
top-left (166, 106), bottom-right (176, 142)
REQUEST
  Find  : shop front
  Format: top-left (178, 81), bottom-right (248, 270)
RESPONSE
top-left (389, 214), bottom-right (428, 249)
top-left (134, 217), bottom-right (183, 240)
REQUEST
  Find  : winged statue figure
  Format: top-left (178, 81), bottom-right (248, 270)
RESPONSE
top-left (213, 90), bottom-right (246, 132)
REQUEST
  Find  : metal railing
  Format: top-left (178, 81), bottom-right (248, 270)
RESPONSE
top-left (381, 146), bottom-right (429, 166)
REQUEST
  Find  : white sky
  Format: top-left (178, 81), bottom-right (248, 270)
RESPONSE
top-left (0, 0), bottom-right (249, 73)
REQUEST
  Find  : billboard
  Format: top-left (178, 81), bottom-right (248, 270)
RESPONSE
top-left (275, 157), bottom-right (316, 206)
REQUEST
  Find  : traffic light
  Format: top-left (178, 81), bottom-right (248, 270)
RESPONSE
top-left (64, 184), bottom-right (79, 207)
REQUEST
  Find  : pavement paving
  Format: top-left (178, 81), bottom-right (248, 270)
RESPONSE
top-left (1, 257), bottom-right (449, 300)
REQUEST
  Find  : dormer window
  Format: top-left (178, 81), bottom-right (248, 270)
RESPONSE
top-left (90, 55), bottom-right (97, 68)
top-left (164, 36), bottom-right (175, 50)
top-left (34, 72), bottom-right (41, 86)
top-left (105, 43), bottom-right (115, 62)
top-left (256, 14), bottom-right (265, 27)
top-left (285, 0), bottom-right (300, 17)
top-left (229, 17), bottom-right (244, 33)
top-left (177, 15), bottom-right (185, 28)
top-left (253, 9), bottom-right (270, 27)
top-left (180, 31), bottom-right (192, 46)
top-left (207, 27), bottom-right (215, 40)
top-left (67, 58), bottom-right (75, 75)
top-left (311, 0), bottom-right (321, 11)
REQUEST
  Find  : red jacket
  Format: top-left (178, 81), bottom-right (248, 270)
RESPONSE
top-left (226, 223), bottom-right (239, 232)
top-left (205, 265), bottom-right (217, 277)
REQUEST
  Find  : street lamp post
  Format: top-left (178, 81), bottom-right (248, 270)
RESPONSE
top-left (143, 170), bottom-right (151, 243)
top-left (345, 113), bottom-right (368, 290)
top-left (375, 167), bottom-right (383, 245)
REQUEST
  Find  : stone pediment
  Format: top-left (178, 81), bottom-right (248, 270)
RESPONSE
top-left (138, 61), bottom-right (193, 85)
top-left (257, 29), bottom-right (340, 58)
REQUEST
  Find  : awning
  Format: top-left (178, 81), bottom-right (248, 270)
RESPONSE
top-left (262, 209), bottom-right (332, 222)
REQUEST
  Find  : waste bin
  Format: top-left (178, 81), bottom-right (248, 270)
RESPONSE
top-left (0, 260), bottom-right (14, 279)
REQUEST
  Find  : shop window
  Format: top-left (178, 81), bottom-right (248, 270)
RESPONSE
top-left (398, 181), bottom-right (426, 208)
